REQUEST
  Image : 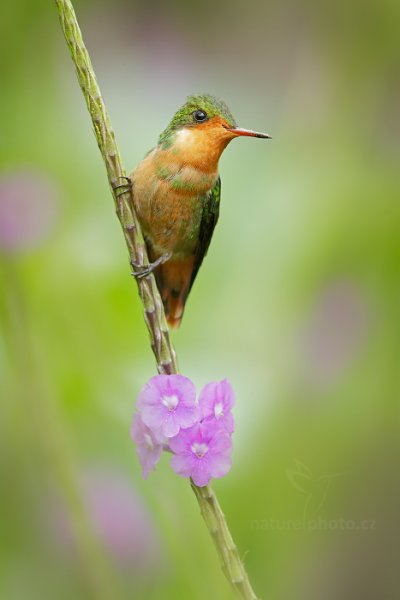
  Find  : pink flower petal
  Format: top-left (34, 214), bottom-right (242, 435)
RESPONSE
top-left (209, 430), bottom-right (232, 455)
top-left (136, 374), bottom-right (198, 439)
top-left (199, 380), bottom-right (235, 433)
top-left (170, 453), bottom-right (194, 478)
top-left (169, 421), bottom-right (232, 486)
top-left (190, 460), bottom-right (212, 487)
top-left (169, 424), bottom-right (199, 454)
top-left (161, 413), bottom-right (181, 438)
top-left (208, 455), bottom-right (232, 480)
top-left (130, 414), bottom-right (163, 479)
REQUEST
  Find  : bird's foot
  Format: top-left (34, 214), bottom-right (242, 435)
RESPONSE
top-left (112, 176), bottom-right (132, 197)
top-left (131, 252), bottom-right (172, 280)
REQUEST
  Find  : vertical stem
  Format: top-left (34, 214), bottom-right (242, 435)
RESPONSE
top-left (54, 1), bottom-right (260, 598)
top-left (191, 483), bottom-right (259, 600)
top-left (55, 0), bottom-right (177, 375)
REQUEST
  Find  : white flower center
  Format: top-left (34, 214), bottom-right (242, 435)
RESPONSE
top-left (191, 442), bottom-right (209, 458)
top-left (144, 433), bottom-right (154, 450)
top-left (162, 394), bottom-right (179, 411)
top-left (214, 402), bottom-right (224, 419)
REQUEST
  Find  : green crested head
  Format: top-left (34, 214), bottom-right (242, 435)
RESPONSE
top-left (159, 94), bottom-right (237, 147)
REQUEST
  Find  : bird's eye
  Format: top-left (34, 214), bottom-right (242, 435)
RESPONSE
top-left (193, 110), bottom-right (208, 122)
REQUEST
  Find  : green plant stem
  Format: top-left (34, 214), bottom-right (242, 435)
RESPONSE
top-left (55, 0), bottom-right (177, 375)
top-left (191, 483), bottom-right (259, 599)
top-left (54, 2), bottom-right (259, 598)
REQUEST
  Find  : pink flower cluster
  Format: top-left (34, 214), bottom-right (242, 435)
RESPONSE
top-left (131, 375), bottom-right (235, 487)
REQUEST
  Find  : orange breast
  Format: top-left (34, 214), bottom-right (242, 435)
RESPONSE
top-left (131, 118), bottom-right (229, 257)
top-left (131, 152), bottom-right (211, 257)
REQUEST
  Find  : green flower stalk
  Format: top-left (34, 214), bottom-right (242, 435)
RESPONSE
top-left (54, 1), bottom-right (259, 598)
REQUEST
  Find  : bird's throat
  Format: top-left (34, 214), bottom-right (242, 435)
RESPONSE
top-left (149, 128), bottom-right (225, 196)
top-left (160, 125), bottom-right (232, 174)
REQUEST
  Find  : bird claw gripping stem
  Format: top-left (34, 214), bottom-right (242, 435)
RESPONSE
top-left (131, 252), bottom-right (172, 279)
top-left (112, 176), bottom-right (132, 197)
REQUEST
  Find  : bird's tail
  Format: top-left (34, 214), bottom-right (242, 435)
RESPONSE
top-left (164, 290), bottom-right (186, 329)
top-left (153, 256), bottom-right (195, 330)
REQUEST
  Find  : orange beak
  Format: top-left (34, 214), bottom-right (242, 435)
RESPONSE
top-left (228, 127), bottom-right (271, 139)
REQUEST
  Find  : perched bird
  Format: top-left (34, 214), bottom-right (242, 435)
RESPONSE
top-left (130, 94), bottom-right (270, 328)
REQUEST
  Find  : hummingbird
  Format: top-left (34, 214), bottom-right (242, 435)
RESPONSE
top-left (129, 94), bottom-right (271, 329)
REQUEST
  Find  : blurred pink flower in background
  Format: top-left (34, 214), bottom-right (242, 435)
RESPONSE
top-left (301, 280), bottom-right (369, 385)
top-left (54, 467), bottom-right (164, 571)
top-left (0, 168), bottom-right (60, 254)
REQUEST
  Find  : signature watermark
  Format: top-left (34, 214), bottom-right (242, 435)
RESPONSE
top-left (286, 459), bottom-right (342, 524)
top-left (251, 460), bottom-right (376, 532)
top-left (251, 516), bottom-right (376, 532)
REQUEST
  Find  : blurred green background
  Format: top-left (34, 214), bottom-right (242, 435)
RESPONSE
top-left (1, 0), bottom-right (399, 598)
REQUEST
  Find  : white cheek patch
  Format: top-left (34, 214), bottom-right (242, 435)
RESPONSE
top-left (171, 128), bottom-right (218, 184)
top-left (175, 128), bottom-right (196, 147)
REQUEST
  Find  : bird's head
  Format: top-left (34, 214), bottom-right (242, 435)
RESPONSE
top-left (158, 94), bottom-right (271, 163)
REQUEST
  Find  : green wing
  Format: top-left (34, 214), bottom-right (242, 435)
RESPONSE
top-left (188, 177), bottom-right (221, 293)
